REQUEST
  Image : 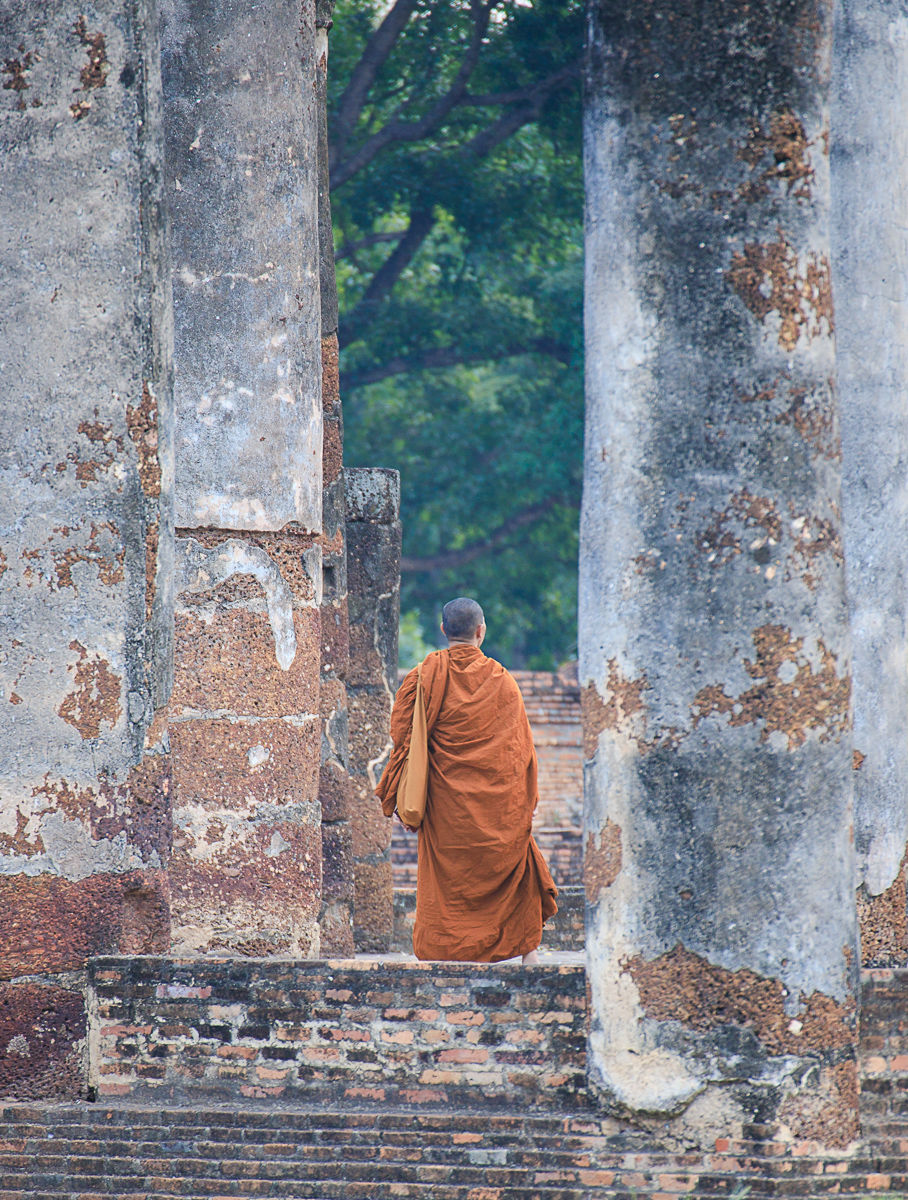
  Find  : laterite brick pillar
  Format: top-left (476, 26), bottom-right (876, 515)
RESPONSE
top-left (160, 0), bottom-right (326, 955)
top-left (345, 469), bottom-right (401, 953)
top-left (315, 0), bottom-right (355, 956)
top-left (0, 0), bottom-right (173, 1097)
top-left (582, 0), bottom-right (859, 1144)
top-left (832, 0), bottom-right (908, 966)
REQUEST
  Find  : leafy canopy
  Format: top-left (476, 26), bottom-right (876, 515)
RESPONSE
top-left (329, 0), bottom-right (584, 668)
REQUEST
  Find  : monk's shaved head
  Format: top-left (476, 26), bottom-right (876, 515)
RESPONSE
top-left (441, 597), bottom-right (485, 640)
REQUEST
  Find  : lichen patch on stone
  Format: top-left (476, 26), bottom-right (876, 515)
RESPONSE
top-left (788, 512), bottom-right (843, 591)
top-left (692, 623), bottom-right (850, 749)
top-left (726, 235), bottom-right (834, 351)
top-left (696, 489), bottom-right (782, 567)
top-left (74, 15), bottom-right (108, 90)
top-left (738, 108), bottom-right (815, 203)
top-left (581, 661), bottom-right (649, 759)
top-left (2, 49), bottom-right (35, 112)
top-left (775, 381), bottom-right (841, 460)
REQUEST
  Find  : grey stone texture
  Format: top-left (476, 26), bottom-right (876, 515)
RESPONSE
top-left (160, 0), bottom-right (322, 534)
top-left (0, 0), bottom-right (173, 845)
top-left (345, 468), bottom-right (401, 952)
top-left (832, 0), bottom-right (908, 901)
top-left (582, 0), bottom-right (858, 1139)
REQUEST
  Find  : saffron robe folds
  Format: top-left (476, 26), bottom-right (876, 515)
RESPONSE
top-left (376, 643), bottom-right (558, 962)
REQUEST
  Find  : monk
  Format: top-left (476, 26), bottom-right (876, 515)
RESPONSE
top-left (375, 597), bottom-right (558, 963)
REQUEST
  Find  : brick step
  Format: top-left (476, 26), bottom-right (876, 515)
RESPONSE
top-left (0, 1148), bottom-right (667, 1177)
top-left (0, 1183), bottom-right (590, 1200)
top-left (0, 1142), bottom-right (869, 1176)
top-left (0, 1145), bottom-right (653, 1171)
top-left (0, 1160), bottom-right (606, 1189)
top-left (0, 1189), bottom-right (588, 1200)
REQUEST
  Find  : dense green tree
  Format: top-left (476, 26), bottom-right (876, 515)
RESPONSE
top-left (329, 0), bottom-right (584, 668)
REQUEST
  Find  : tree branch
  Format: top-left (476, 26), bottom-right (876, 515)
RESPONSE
top-left (400, 496), bottom-right (567, 572)
top-left (339, 207), bottom-right (435, 347)
top-left (463, 57), bottom-right (581, 159)
top-left (340, 337), bottom-right (572, 389)
top-left (331, 0), bottom-right (496, 190)
top-left (335, 230), bottom-right (408, 263)
top-left (330, 0), bottom-right (420, 171)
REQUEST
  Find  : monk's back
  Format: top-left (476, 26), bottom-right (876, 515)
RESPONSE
top-left (375, 599), bottom-right (557, 962)
top-left (425, 647), bottom-right (534, 845)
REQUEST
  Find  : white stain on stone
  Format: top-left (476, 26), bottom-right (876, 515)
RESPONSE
top-left (266, 830), bottom-right (291, 858)
top-left (176, 536), bottom-right (297, 669)
top-left (247, 744), bottom-right (270, 768)
top-left (7, 1035), bottom-right (29, 1056)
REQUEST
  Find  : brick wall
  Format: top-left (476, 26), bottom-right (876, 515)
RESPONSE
top-left (859, 966), bottom-right (908, 1137)
top-left (88, 957), bottom-right (588, 1112)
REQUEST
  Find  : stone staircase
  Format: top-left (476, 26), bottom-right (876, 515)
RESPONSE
top-left (1, 966), bottom-right (907, 1198)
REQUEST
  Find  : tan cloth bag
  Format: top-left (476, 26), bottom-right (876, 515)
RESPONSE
top-left (396, 660), bottom-right (428, 827)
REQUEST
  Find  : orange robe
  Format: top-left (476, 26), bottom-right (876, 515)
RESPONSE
top-left (375, 644), bottom-right (558, 962)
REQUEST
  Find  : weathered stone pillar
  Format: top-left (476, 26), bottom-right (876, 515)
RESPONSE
top-left (0, 0), bottom-right (172, 1097)
top-left (160, 0), bottom-right (325, 955)
top-left (832, 0), bottom-right (908, 966)
top-left (315, 0), bottom-right (356, 956)
top-left (582, 0), bottom-right (858, 1144)
top-left (345, 469), bottom-right (401, 953)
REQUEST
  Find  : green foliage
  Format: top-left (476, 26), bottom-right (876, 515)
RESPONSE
top-left (330, 0), bottom-right (584, 668)
top-left (398, 608), bottom-right (437, 671)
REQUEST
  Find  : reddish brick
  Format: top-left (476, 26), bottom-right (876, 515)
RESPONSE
top-left (344, 1086), bottom-right (386, 1101)
top-left (381, 1029), bottom-right (413, 1045)
top-left (438, 1048), bottom-right (489, 1064)
top-left (446, 1011), bottom-right (485, 1026)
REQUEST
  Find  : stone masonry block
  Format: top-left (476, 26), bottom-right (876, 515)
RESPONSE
top-left (347, 687), bottom-right (392, 773)
top-left (171, 608), bottom-right (319, 717)
top-left (351, 777), bottom-right (391, 860)
top-left (0, 870), bottom-right (169, 978)
top-left (354, 859), bottom-right (393, 953)
top-left (319, 759), bottom-right (352, 824)
top-left (344, 468), bottom-right (400, 525)
top-left (322, 821), bottom-right (353, 901)
top-left (169, 717), bottom-right (319, 811)
top-left (0, 982), bottom-right (86, 1100)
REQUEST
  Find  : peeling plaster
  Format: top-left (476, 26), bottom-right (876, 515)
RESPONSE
top-left (176, 537), bottom-right (297, 669)
top-left (692, 624), bottom-right (850, 749)
top-left (0, 811), bottom-right (160, 880)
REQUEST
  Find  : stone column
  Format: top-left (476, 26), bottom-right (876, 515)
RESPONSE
top-left (345, 469), bottom-right (402, 953)
top-left (315, 0), bottom-right (356, 956)
top-left (160, 0), bottom-right (325, 955)
top-left (832, 0), bottom-right (908, 966)
top-left (582, 0), bottom-right (859, 1144)
top-left (0, 0), bottom-right (172, 1097)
